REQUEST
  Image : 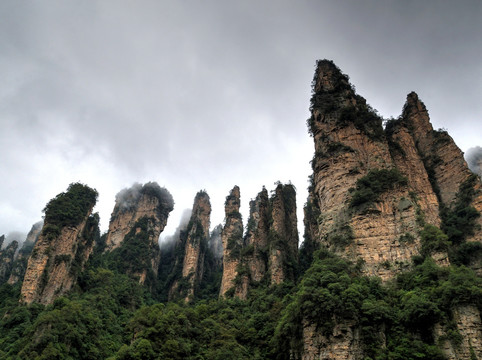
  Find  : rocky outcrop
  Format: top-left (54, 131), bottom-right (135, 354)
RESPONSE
top-left (301, 319), bottom-right (363, 360)
top-left (7, 221), bottom-right (43, 285)
top-left (306, 60), bottom-right (435, 280)
top-left (301, 60), bottom-right (482, 359)
top-left (219, 186), bottom-right (244, 298)
top-left (219, 184), bottom-right (299, 299)
top-left (0, 240), bottom-right (19, 284)
top-left (435, 305), bottom-right (482, 360)
top-left (403, 93), bottom-right (469, 206)
top-left (105, 182), bottom-right (173, 252)
top-left (269, 183), bottom-right (299, 284)
top-left (402, 94), bottom-right (482, 242)
top-left (104, 182), bottom-right (174, 284)
top-left (244, 187), bottom-right (270, 283)
top-left (180, 191), bottom-right (211, 301)
top-left (20, 183), bottom-right (98, 305)
top-left (386, 120), bottom-right (440, 228)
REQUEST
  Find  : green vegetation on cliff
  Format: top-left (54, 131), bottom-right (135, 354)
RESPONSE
top-left (43, 183), bottom-right (98, 229)
top-left (349, 168), bottom-right (408, 208)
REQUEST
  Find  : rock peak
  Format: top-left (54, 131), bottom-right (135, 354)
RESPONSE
top-left (225, 186), bottom-right (241, 214)
top-left (313, 59), bottom-right (352, 94)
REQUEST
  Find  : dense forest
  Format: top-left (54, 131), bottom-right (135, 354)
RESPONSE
top-left (0, 177), bottom-right (480, 359)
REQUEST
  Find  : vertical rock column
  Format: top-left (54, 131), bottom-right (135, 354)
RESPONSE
top-left (244, 187), bottom-right (270, 283)
top-left (219, 186), bottom-right (244, 298)
top-left (0, 240), bottom-right (19, 284)
top-left (20, 183), bottom-right (98, 305)
top-left (104, 182), bottom-right (174, 284)
top-left (269, 183), bottom-right (299, 284)
top-left (181, 191), bottom-right (211, 301)
top-left (403, 92), bottom-right (482, 242)
top-left (8, 221), bottom-right (43, 285)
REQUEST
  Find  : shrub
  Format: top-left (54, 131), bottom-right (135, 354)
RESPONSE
top-left (350, 169), bottom-right (408, 208)
top-left (43, 183), bottom-right (98, 232)
top-left (420, 224), bottom-right (450, 257)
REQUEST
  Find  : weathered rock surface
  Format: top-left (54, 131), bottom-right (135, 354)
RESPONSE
top-left (219, 186), bottom-right (244, 298)
top-left (219, 184), bottom-right (299, 299)
top-left (180, 191), bottom-right (211, 301)
top-left (104, 182), bottom-right (174, 284)
top-left (307, 60), bottom-right (434, 280)
top-left (0, 240), bottom-right (19, 284)
top-left (302, 60), bottom-right (481, 359)
top-left (105, 182), bottom-right (173, 252)
top-left (402, 93), bottom-right (482, 242)
top-left (7, 221), bottom-right (43, 285)
top-left (20, 184), bottom-right (98, 305)
top-left (301, 319), bottom-right (363, 360)
top-left (269, 183), bottom-right (299, 284)
top-left (244, 187), bottom-right (270, 283)
top-left (435, 305), bottom-right (482, 360)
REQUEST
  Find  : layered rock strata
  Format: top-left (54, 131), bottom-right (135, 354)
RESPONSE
top-left (244, 187), bottom-right (270, 283)
top-left (180, 191), bottom-right (211, 301)
top-left (402, 93), bottom-right (482, 242)
top-left (8, 221), bottom-right (43, 285)
top-left (0, 240), bottom-right (19, 284)
top-left (435, 305), bottom-right (482, 360)
top-left (105, 182), bottom-right (173, 252)
top-left (302, 319), bottom-right (363, 360)
top-left (219, 186), bottom-right (244, 298)
top-left (20, 184), bottom-right (98, 305)
top-left (268, 183), bottom-right (299, 284)
top-left (301, 60), bottom-right (481, 359)
top-left (306, 60), bottom-right (436, 280)
top-left (220, 184), bottom-right (299, 299)
top-left (105, 182), bottom-right (174, 284)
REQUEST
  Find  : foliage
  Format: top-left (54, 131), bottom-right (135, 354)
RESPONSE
top-left (338, 100), bottom-right (385, 141)
top-left (349, 168), bottom-right (408, 208)
top-left (103, 217), bottom-right (155, 282)
top-left (441, 174), bottom-right (480, 245)
top-left (42, 183), bottom-right (98, 238)
top-left (277, 252), bottom-right (482, 360)
top-left (0, 268), bottom-right (148, 359)
top-left (420, 224), bottom-right (450, 257)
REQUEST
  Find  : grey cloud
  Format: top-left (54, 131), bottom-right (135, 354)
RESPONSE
top-left (466, 147), bottom-right (482, 178)
top-left (1, 1), bottom-right (481, 238)
top-left (159, 208), bottom-right (192, 251)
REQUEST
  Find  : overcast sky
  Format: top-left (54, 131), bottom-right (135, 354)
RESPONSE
top-left (1, 1), bottom-right (481, 243)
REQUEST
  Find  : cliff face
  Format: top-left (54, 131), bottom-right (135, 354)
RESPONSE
top-left (7, 221), bottom-right (43, 285)
top-left (302, 319), bottom-right (363, 360)
top-left (301, 60), bottom-right (481, 359)
top-left (219, 184), bottom-right (299, 299)
top-left (244, 188), bottom-right (270, 283)
top-left (20, 183), bottom-right (98, 305)
top-left (105, 182), bottom-right (173, 252)
top-left (104, 182), bottom-right (174, 284)
top-left (435, 305), bottom-right (482, 360)
top-left (0, 240), bottom-right (19, 284)
top-left (219, 186), bottom-right (244, 298)
top-left (402, 94), bottom-right (482, 243)
top-left (268, 184), bottom-right (299, 284)
top-left (180, 191), bottom-right (211, 301)
top-left (307, 60), bottom-right (438, 280)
